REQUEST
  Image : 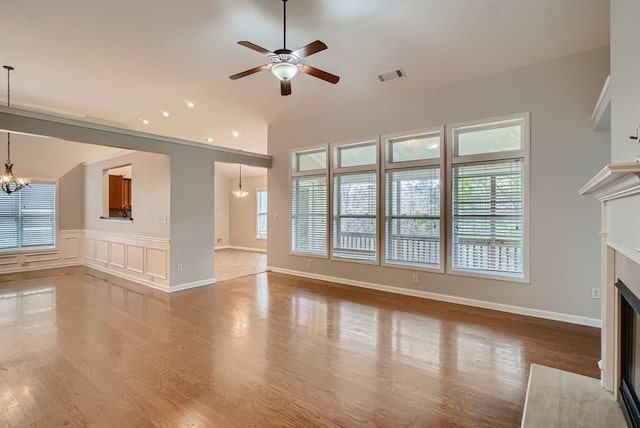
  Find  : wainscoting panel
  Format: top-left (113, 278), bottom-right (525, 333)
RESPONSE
top-left (0, 254), bottom-right (19, 266)
top-left (84, 238), bottom-right (95, 260)
top-left (0, 230), bottom-right (170, 290)
top-left (145, 247), bottom-right (168, 280)
top-left (95, 240), bottom-right (109, 264)
top-left (83, 230), bottom-right (170, 290)
top-left (0, 230), bottom-right (83, 274)
top-left (126, 244), bottom-right (144, 274)
top-left (110, 242), bottom-right (126, 269)
top-left (64, 236), bottom-right (80, 259)
top-left (23, 252), bottom-right (59, 263)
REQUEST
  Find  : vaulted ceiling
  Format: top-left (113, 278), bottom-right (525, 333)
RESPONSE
top-left (1, 0), bottom-right (609, 175)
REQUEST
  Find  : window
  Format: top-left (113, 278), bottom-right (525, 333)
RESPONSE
top-left (256, 190), bottom-right (268, 239)
top-left (291, 147), bottom-right (328, 256)
top-left (450, 115), bottom-right (528, 279)
top-left (332, 140), bottom-right (378, 262)
top-left (0, 183), bottom-right (56, 251)
top-left (383, 129), bottom-right (443, 269)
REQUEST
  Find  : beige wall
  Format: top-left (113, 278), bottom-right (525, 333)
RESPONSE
top-left (267, 47), bottom-right (610, 320)
top-left (214, 171), bottom-right (230, 247)
top-left (169, 151), bottom-right (215, 286)
top-left (84, 151), bottom-right (171, 238)
top-left (229, 174), bottom-right (267, 251)
top-left (58, 164), bottom-right (85, 230)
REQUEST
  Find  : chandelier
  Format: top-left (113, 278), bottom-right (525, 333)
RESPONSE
top-left (232, 165), bottom-right (249, 198)
top-left (1, 65), bottom-right (29, 194)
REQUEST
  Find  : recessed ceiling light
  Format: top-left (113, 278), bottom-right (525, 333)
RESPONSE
top-left (160, 110), bottom-right (170, 118)
top-left (140, 118), bottom-right (150, 125)
top-left (231, 130), bottom-right (239, 138)
top-left (185, 100), bottom-right (195, 109)
top-left (207, 137), bottom-right (214, 143)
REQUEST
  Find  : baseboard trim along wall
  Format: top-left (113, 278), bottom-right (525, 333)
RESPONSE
top-left (224, 246), bottom-right (267, 253)
top-left (169, 278), bottom-right (217, 293)
top-left (266, 266), bottom-right (602, 328)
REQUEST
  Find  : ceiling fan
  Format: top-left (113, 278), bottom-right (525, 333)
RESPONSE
top-left (229, 0), bottom-right (340, 96)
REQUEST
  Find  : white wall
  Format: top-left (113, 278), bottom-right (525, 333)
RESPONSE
top-left (268, 47), bottom-right (610, 320)
top-left (229, 174), bottom-right (267, 251)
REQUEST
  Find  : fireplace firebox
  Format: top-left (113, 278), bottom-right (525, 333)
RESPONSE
top-left (617, 279), bottom-right (640, 427)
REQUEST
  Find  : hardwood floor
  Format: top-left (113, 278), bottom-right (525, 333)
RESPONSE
top-left (0, 267), bottom-right (599, 427)
top-left (214, 249), bottom-right (267, 282)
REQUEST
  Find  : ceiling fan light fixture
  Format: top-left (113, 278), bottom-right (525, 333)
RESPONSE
top-left (271, 62), bottom-right (299, 81)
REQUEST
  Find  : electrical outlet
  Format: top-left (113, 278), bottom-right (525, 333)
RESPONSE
top-left (217, 238), bottom-right (222, 243)
top-left (163, 216), bottom-right (167, 224)
top-left (591, 287), bottom-right (601, 299)
top-left (274, 214), bottom-right (279, 223)
top-left (306, 259), bottom-right (312, 268)
top-left (177, 263), bottom-right (183, 273)
top-left (412, 274), bottom-right (419, 284)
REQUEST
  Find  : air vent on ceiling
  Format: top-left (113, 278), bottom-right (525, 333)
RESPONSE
top-left (378, 68), bottom-right (406, 82)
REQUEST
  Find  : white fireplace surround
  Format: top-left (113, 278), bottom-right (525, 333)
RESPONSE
top-left (580, 161), bottom-right (640, 395)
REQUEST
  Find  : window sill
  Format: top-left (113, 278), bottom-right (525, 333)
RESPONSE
top-left (448, 268), bottom-right (529, 284)
top-left (381, 261), bottom-right (444, 274)
top-left (256, 237), bottom-right (267, 241)
top-left (99, 217), bottom-right (134, 222)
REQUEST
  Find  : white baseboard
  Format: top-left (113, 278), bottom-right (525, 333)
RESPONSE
top-left (215, 245), bottom-right (230, 250)
top-left (266, 266), bottom-right (602, 328)
top-left (226, 246), bottom-right (267, 253)
top-left (84, 262), bottom-right (170, 292)
top-left (169, 278), bottom-right (216, 293)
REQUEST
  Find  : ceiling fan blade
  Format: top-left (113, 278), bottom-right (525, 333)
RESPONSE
top-left (229, 64), bottom-right (269, 80)
top-left (301, 65), bottom-right (340, 84)
top-left (281, 80), bottom-right (292, 96)
top-left (237, 41), bottom-right (273, 55)
top-left (291, 40), bottom-right (327, 58)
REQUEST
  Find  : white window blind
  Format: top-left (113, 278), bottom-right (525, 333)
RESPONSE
top-left (291, 176), bottom-right (327, 256)
top-left (332, 172), bottom-right (377, 261)
top-left (452, 160), bottom-right (523, 275)
top-left (256, 190), bottom-right (268, 239)
top-left (0, 183), bottom-right (56, 251)
top-left (385, 168), bottom-right (440, 267)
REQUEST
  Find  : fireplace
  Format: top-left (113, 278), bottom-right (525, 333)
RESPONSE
top-left (618, 279), bottom-right (640, 427)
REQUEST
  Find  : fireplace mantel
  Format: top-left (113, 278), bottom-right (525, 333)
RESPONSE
top-left (579, 162), bottom-right (640, 201)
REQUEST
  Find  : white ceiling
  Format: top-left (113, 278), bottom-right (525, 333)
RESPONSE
top-left (0, 0), bottom-right (609, 176)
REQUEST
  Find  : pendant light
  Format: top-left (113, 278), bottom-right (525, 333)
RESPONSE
top-left (1, 65), bottom-right (30, 194)
top-left (232, 165), bottom-right (249, 198)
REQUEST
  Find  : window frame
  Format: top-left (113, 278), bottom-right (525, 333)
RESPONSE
top-left (381, 126), bottom-right (445, 273)
top-left (0, 179), bottom-right (59, 254)
top-left (446, 112), bottom-right (530, 283)
top-left (289, 145), bottom-right (330, 259)
top-left (256, 188), bottom-right (268, 240)
top-left (330, 138), bottom-right (380, 265)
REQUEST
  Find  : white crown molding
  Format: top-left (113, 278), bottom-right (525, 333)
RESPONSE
top-left (266, 266), bottom-right (602, 328)
top-left (579, 162), bottom-right (640, 201)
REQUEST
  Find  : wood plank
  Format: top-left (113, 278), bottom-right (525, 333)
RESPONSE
top-left (0, 266), bottom-right (600, 426)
